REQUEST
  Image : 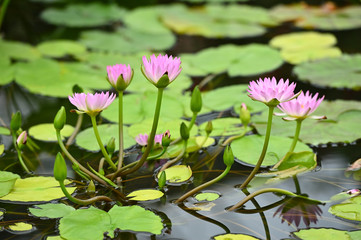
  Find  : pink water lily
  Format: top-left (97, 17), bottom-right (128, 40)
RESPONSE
top-left (248, 77), bottom-right (299, 106)
top-left (106, 64), bottom-right (133, 91)
top-left (141, 54), bottom-right (182, 88)
top-left (68, 92), bottom-right (116, 116)
top-left (275, 91), bottom-right (326, 121)
top-left (135, 132), bottom-right (168, 146)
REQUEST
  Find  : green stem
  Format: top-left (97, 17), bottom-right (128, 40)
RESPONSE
top-left (288, 119), bottom-right (303, 153)
top-left (222, 126), bottom-right (248, 146)
top-left (293, 175), bottom-right (301, 195)
top-left (120, 88), bottom-right (164, 176)
top-left (0, 0), bottom-right (10, 30)
top-left (11, 133), bottom-right (30, 173)
top-left (228, 187), bottom-right (323, 211)
top-left (188, 112), bottom-right (197, 132)
top-left (175, 165), bottom-right (232, 203)
top-left (117, 91), bottom-right (124, 170)
top-left (90, 116), bottom-right (117, 170)
top-left (59, 180), bottom-right (112, 205)
top-left (147, 146), bottom-right (168, 160)
top-left (240, 106), bottom-right (275, 188)
top-left (87, 163), bottom-right (118, 188)
top-left (56, 130), bottom-right (108, 186)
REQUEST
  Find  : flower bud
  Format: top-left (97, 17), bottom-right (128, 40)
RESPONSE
top-left (16, 131), bottom-right (27, 150)
top-left (54, 106), bottom-right (66, 130)
top-left (54, 152), bottom-right (67, 182)
top-left (162, 130), bottom-right (171, 147)
top-left (240, 103), bottom-right (251, 127)
top-left (223, 145), bottom-right (234, 167)
top-left (87, 180), bottom-right (96, 193)
top-left (107, 137), bottom-right (115, 156)
top-left (158, 171), bottom-right (166, 190)
top-left (205, 121), bottom-right (213, 135)
top-left (180, 122), bottom-right (189, 141)
top-left (10, 111), bottom-right (22, 132)
top-left (191, 86), bottom-right (202, 113)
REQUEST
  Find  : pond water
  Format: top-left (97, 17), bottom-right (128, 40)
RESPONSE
top-left (1, 0), bottom-right (361, 240)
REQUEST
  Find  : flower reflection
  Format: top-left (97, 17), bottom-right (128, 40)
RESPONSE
top-left (273, 196), bottom-right (323, 227)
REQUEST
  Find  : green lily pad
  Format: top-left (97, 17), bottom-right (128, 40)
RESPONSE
top-left (329, 196), bottom-right (361, 221)
top-left (46, 236), bottom-right (63, 240)
top-left (294, 54), bottom-right (361, 90)
top-left (158, 165), bottom-right (192, 183)
top-left (161, 4), bottom-right (266, 39)
top-left (182, 44), bottom-right (283, 77)
top-left (199, 118), bottom-right (249, 137)
top-left (0, 176), bottom-right (75, 203)
top-left (127, 189), bottom-right (164, 201)
top-left (75, 124), bottom-right (136, 152)
top-left (41, 3), bottom-right (126, 27)
top-left (59, 205), bottom-right (163, 239)
top-left (195, 192), bottom-right (220, 202)
top-left (253, 109), bottom-right (361, 145)
top-left (231, 135), bottom-right (312, 167)
top-left (0, 39), bottom-right (41, 61)
top-left (213, 233), bottom-right (260, 240)
top-left (37, 40), bottom-right (87, 58)
top-left (128, 119), bottom-right (198, 140)
top-left (0, 55), bottom-right (13, 85)
top-left (14, 58), bottom-right (107, 97)
top-left (7, 222), bottom-right (34, 232)
top-left (80, 28), bottom-right (175, 53)
top-left (29, 203), bottom-right (75, 219)
top-left (28, 123), bottom-right (74, 142)
top-left (202, 84), bottom-right (267, 112)
top-left (0, 171), bottom-right (20, 197)
top-left (102, 91), bottom-right (185, 124)
top-left (270, 3), bottom-right (361, 31)
top-left (270, 31), bottom-right (341, 64)
top-left (293, 228), bottom-right (361, 240)
top-left (0, 126), bottom-right (10, 135)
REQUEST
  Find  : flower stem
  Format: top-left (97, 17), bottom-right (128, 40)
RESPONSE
top-left (288, 119), bottom-right (303, 153)
top-left (159, 141), bottom-right (187, 172)
top-left (0, 0), bottom-right (11, 30)
top-left (120, 88), bottom-right (164, 176)
top-left (59, 180), bottom-right (112, 205)
top-left (240, 106), bottom-right (275, 188)
top-left (228, 187), bottom-right (323, 211)
top-left (11, 133), bottom-right (30, 173)
top-left (117, 91), bottom-right (124, 170)
top-left (90, 115), bottom-right (117, 171)
top-left (175, 165), bottom-right (232, 203)
top-left (188, 112), bottom-right (197, 132)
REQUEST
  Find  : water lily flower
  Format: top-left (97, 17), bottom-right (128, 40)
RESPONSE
top-left (275, 91), bottom-right (326, 121)
top-left (141, 54), bottom-right (182, 88)
top-left (154, 133), bottom-right (163, 145)
top-left (68, 92), bottom-right (116, 116)
top-left (248, 77), bottom-right (299, 106)
top-left (106, 64), bottom-right (133, 92)
top-left (135, 132), bottom-right (167, 146)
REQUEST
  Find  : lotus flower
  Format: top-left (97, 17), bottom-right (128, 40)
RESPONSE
top-left (274, 196), bottom-right (323, 227)
top-left (106, 64), bottom-right (133, 91)
top-left (68, 92), bottom-right (116, 116)
top-left (275, 91), bottom-right (326, 121)
top-left (248, 77), bottom-right (298, 106)
top-left (141, 54), bottom-right (182, 88)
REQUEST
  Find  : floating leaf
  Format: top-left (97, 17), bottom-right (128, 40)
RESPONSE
top-left (0, 176), bottom-right (75, 203)
top-left (231, 135), bottom-right (312, 167)
top-left (7, 222), bottom-right (34, 232)
top-left (0, 55), bottom-right (13, 85)
top-left (127, 189), bottom-right (164, 201)
top-left (29, 203), bottom-right (75, 219)
top-left (28, 123), bottom-right (74, 142)
top-left (294, 54), bottom-right (361, 90)
top-left (0, 39), bottom-right (41, 61)
top-left (75, 124), bottom-right (136, 152)
top-left (213, 233), bottom-right (260, 240)
top-left (59, 205), bottom-right (163, 239)
top-left (102, 91), bottom-right (185, 124)
top-left (270, 31), bottom-right (341, 64)
top-left (0, 208), bottom-right (4, 220)
top-left (14, 58), bottom-right (106, 97)
top-left (293, 228), bottom-right (361, 240)
top-left (41, 3), bottom-right (126, 27)
top-left (0, 126), bottom-right (10, 135)
top-left (46, 236), bottom-right (63, 240)
top-left (0, 171), bottom-right (20, 197)
top-left (195, 192), bottom-right (220, 201)
top-left (37, 40), bottom-right (87, 58)
top-left (182, 44), bottom-right (283, 77)
top-left (199, 118), bottom-right (249, 137)
top-left (158, 165), bottom-right (192, 183)
top-left (328, 196), bottom-right (361, 221)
